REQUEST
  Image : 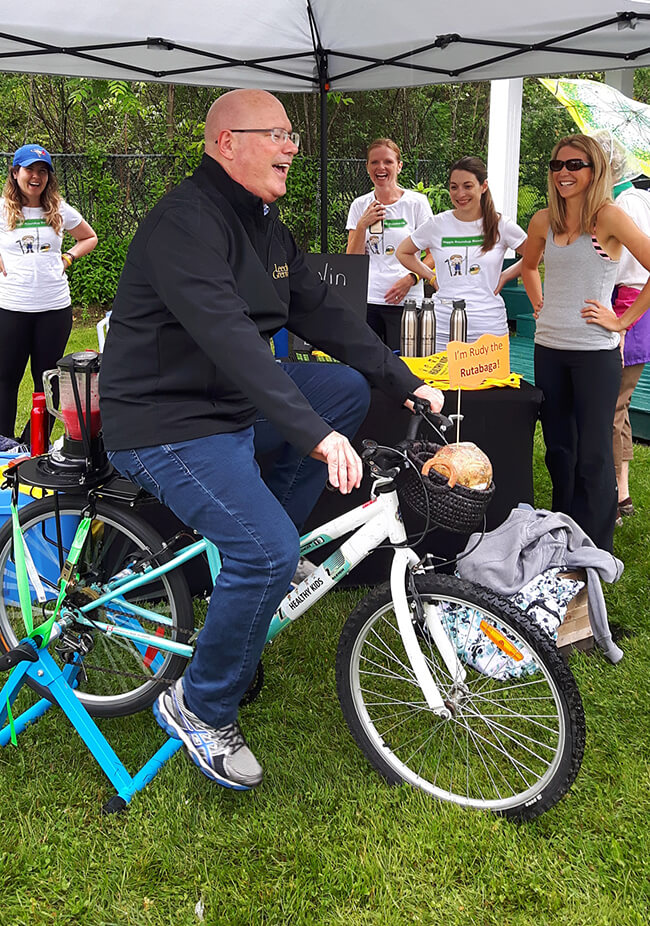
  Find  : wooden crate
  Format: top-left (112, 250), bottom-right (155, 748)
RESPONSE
top-left (556, 570), bottom-right (594, 653)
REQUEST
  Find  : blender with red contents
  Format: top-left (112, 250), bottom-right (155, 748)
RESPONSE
top-left (41, 350), bottom-right (110, 483)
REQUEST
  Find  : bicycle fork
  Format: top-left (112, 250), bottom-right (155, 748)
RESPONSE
top-left (389, 549), bottom-right (466, 718)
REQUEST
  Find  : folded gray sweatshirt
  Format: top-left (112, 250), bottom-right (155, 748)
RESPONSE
top-left (456, 506), bottom-right (624, 663)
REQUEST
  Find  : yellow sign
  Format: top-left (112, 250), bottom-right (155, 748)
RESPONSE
top-left (446, 333), bottom-right (510, 389)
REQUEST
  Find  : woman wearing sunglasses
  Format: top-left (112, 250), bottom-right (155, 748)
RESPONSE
top-left (522, 134), bottom-right (650, 553)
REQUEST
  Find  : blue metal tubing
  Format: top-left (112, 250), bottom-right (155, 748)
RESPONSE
top-left (38, 655), bottom-right (134, 792)
top-left (117, 738), bottom-right (184, 803)
top-left (107, 596), bottom-right (174, 626)
top-left (0, 694), bottom-right (53, 745)
top-left (0, 649), bottom-right (183, 803)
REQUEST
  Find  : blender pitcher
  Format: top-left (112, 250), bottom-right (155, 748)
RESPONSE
top-left (40, 349), bottom-right (110, 483)
top-left (15, 350), bottom-right (110, 489)
top-left (43, 349), bottom-right (102, 444)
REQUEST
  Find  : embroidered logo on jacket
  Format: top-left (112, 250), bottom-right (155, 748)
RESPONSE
top-left (273, 262), bottom-right (289, 279)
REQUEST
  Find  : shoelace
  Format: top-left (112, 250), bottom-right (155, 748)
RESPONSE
top-left (175, 687), bottom-right (246, 754)
top-left (213, 721), bottom-right (246, 754)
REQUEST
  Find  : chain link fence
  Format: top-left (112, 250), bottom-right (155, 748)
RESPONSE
top-left (2, 152), bottom-right (545, 250)
top-left (2, 151), bottom-right (196, 231)
top-left (2, 150), bottom-right (546, 305)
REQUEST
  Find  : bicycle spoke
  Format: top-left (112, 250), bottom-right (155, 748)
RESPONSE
top-left (337, 573), bottom-right (583, 818)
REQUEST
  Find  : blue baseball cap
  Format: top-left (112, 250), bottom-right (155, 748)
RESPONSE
top-left (12, 144), bottom-right (53, 170)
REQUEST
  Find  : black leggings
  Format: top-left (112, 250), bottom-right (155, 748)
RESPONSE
top-left (534, 343), bottom-right (621, 553)
top-left (367, 303), bottom-right (402, 352)
top-left (0, 305), bottom-right (73, 441)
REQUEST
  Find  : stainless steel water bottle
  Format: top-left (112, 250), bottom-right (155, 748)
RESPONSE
top-left (449, 299), bottom-right (468, 343)
top-left (400, 298), bottom-right (418, 356)
top-left (418, 298), bottom-right (436, 356)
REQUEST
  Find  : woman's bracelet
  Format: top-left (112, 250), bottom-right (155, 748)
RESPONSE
top-left (62, 252), bottom-right (74, 269)
top-left (408, 271), bottom-right (420, 286)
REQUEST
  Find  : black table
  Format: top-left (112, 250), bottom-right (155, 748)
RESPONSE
top-left (140, 380), bottom-right (542, 594)
top-left (303, 381), bottom-right (542, 586)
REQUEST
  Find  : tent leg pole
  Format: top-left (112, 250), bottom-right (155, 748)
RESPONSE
top-left (320, 82), bottom-right (328, 252)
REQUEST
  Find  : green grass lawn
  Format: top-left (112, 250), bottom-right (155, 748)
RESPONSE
top-left (1, 320), bottom-right (649, 925)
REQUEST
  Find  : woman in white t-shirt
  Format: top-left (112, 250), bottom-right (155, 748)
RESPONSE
top-left (346, 138), bottom-right (435, 350)
top-left (0, 144), bottom-right (97, 441)
top-left (396, 156), bottom-right (527, 352)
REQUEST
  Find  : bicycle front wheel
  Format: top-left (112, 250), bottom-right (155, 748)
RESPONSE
top-left (0, 495), bottom-right (194, 717)
top-left (336, 572), bottom-right (585, 821)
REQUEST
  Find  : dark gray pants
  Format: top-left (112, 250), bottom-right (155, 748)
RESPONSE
top-left (0, 305), bottom-right (72, 441)
top-left (535, 343), bottom-right (621, 553)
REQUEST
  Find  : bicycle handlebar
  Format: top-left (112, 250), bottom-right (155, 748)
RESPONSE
top-left (405, 396), bottom-right (453, 441)
top-left (361, 398), bottom-right (453, 480)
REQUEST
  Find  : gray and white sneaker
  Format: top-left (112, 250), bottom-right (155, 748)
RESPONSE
top-left (153, 678), bottom-right (263, 790)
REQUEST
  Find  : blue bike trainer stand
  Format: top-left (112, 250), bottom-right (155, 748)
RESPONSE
top-left (0, 639), bottom-right (182, 813)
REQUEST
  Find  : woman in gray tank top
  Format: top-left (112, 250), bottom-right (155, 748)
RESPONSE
top-left (522, 134), bottom-right (650, 553)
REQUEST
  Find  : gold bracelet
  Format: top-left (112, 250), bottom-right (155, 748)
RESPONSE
top-left (62, 252), bottom-right (74, 268)
top-left (408, 271), bottom-right (420, 285)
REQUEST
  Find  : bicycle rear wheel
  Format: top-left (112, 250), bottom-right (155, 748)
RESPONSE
top-left (0, 495), bottom-right (193, 717)
top-left (336, 572), bottom-right (585, 821)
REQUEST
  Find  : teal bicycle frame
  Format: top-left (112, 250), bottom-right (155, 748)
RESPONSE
top-left (57, 476), bottom-right (462, 716)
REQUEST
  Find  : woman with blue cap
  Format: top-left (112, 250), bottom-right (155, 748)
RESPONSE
top-left (0, 143), bottom-right (97, 442)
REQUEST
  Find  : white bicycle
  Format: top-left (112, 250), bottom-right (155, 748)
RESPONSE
top-left (0, 401), bottom-right (585, 820)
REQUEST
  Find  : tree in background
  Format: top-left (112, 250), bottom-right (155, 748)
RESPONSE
top-left (0, 71), bottom-right (625, 306)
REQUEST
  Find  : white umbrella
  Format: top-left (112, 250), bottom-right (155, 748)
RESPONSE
top-left (540, 77), bottom-right (650, 179)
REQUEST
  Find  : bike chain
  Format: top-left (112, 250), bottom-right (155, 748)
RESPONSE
top-left (60, 589), bottom-right (194, 684)
top-left (73, 662), bottom-right (185, 683)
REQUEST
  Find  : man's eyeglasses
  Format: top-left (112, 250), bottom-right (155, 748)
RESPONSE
top-left (549, 158), bottom-right (593, 172)
top-left (230, 128), bottom-right (300, 147)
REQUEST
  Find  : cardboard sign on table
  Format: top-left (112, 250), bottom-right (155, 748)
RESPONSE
top-left (446, 333), bottom-right (511, 390)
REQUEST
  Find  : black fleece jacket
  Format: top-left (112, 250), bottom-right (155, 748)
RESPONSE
top-left (100, 155), bottom-right (421, 453)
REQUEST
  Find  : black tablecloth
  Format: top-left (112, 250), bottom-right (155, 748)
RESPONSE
top-left (303, 380), bottom-right (542, 586)
top-left (140, 380), bottom-right (542, 593)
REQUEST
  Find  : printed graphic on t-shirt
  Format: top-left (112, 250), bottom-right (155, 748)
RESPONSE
top-left (366, 218), bottom-right (409, 256)
top-left (441, 235), bottom-right (484, 279)
top-left (447, 254), bottom-right (464, 276)
top-left (15, 217), bottom-right (49, 254)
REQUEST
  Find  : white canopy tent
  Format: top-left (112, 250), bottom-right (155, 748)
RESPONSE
top-left (2, 1), bottom-right (650, 243)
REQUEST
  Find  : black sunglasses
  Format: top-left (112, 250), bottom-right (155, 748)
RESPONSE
top-left (549, 158), bottom-right (593, 173)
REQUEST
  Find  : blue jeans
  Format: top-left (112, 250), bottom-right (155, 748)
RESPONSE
top-left (108, 362), bottom-right (371, 726)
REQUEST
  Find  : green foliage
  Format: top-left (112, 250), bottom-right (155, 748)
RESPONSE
top-left (277, 157), bottom-right (321, 252)
top-left (517, 183), bottom-right (547, 231)
top-left (56, 146), bottom-right (200, 309)
top-left (411, 180), bottom-right (453, 213)
top-left (0, 71), bottom-right (644, 299)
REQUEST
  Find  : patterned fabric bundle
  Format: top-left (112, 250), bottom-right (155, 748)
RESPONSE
top-left (439, 568), bottom-right (584, 680)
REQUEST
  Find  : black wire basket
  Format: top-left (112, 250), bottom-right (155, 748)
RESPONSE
top-left (398, 439), bottom-right (495, 533)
